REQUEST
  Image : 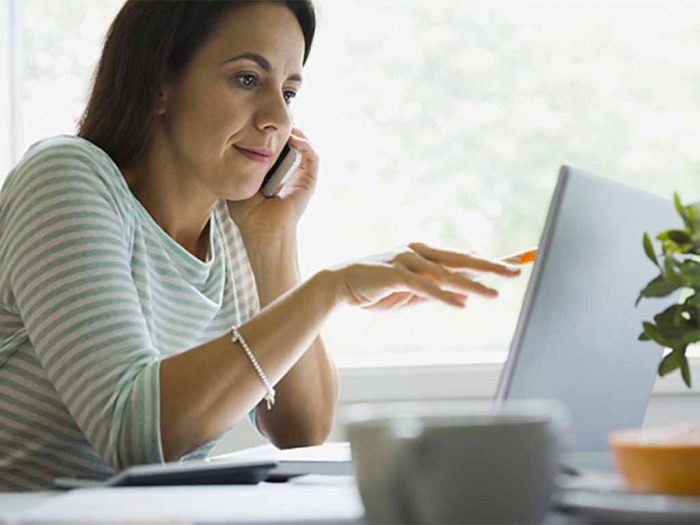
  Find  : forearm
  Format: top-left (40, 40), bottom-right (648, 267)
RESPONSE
top-left (243, 233), bottom-right (339, 448)
top-left (159, 269), bottom-right (338, 462)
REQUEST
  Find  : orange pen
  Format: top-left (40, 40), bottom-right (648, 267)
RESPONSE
top-left (503, 247), bottom-right (538, 266)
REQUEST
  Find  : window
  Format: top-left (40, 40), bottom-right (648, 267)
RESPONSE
top-left (8, 0), bottom-right (700, 368)
top-left (0, 0), bottom-right (16, 175)
top-left (11, 0), bottom-right (124, 159)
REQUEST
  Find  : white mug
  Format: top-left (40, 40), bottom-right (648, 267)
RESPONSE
top-left (344, 400), bottom-right (567, 524)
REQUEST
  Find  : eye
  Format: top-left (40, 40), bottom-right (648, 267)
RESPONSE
top-left (236, 73), bottom-right (258, 89)
top-left (283, 90), bottom-right (297, 104)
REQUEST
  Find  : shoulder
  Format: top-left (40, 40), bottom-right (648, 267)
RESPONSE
top-left (17, 134), bottom-right (115, 170)
top-left (1, 134), bottom-right (133, 211)
top-left (5, 135), bottom-right (124, 189)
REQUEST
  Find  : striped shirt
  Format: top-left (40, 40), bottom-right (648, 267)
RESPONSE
top-left (0, 135), bottom-right (261, 491)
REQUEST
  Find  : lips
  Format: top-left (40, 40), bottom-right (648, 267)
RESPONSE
top-left (235, 145), bottom-right (273, 164)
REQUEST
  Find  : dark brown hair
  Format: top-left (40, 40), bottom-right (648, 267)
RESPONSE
top-left (77, 0), bottom-right (315, 170)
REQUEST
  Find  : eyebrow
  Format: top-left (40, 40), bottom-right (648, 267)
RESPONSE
top-left (222, 52), bottom-right (303, 83)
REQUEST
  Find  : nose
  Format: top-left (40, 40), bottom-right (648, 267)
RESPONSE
top-left (255, 89), bottom-right (292, 137)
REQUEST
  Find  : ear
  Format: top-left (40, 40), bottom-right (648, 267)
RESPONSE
top-left (156, 82), bottom-right (172, 116)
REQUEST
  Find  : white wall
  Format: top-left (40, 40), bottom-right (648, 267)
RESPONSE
top-left (0, 0), bottom-right (12, 176)
top-left (213, 361), bottom-right (700, 454)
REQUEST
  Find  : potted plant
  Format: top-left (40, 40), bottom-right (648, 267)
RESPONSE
top-left (637, 194), bottom-right (700, 388)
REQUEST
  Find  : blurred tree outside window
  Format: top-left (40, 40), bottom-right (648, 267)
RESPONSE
top-left (11, 0), bottom-right (700, 368)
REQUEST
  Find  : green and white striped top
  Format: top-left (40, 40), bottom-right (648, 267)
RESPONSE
top-left (0, 135), bottom-right (261, 491)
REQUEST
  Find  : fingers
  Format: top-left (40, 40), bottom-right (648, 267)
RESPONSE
top-left (401, 252), bottom-right (499, 299)
top-left (398, 267), bottom-right (467, 308)
top-left (288, 128), bottom-right (318, 160)
top-left (340, 242), bottom-right (511, 310)
top-left (291, 127), bottom-right (308, 139)
top-left (409, 241), bottom-right (521, 277)
top-left (288, 128), bottom-right (318, 164)
top-left (363, 292), bottom-right (422, 311)
top-left (288, 130), bottom-right (314, 153)
top-left (281, 128), bottom-right (319, 196)
top-left (406, 295), bottom-right (429, 307)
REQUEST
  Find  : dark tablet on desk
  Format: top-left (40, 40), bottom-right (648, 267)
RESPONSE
top-left (54, 459), bottom-right (276, 489)
top-left (55, 442), bottom-right (354, 489)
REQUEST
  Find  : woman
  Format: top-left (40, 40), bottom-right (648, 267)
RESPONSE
top-left (0, 0), bottom-right (521, 490)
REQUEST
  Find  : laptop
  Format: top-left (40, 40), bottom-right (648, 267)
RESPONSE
top-left (496, 165), bottom-right (680, 471)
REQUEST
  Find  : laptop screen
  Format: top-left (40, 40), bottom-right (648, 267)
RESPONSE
top-left (496, 166), bottom-right (679, 453)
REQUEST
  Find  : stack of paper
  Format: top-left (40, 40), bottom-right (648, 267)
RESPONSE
top-left (210, 441), bottom-right (354, 479)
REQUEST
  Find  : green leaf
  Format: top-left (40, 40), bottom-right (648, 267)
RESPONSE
top-left (679, 260), bottom-right (700, 287)
top-left (643, 233), bottom-right (660, 268)
top-left (668, 230), bottom-right (692, 244)
top-left (638, 331), bottom-right (651, 341)
top-left (674, 193), bottom-right (689, 227)
top-left (683, 297), bottom-right (700, 325)
top-left (684, 293), bottom-right (700, 309)
top-left (688, 203), bottom-right (700, 232)
top-left (681, 329), bottom-right (700, 345)
top-left (656, 230), bottom-right (673, 243)
top-left (642, 321), bottom-right (677, 348)
top-left (658, 351), bottom-right (682, 376)
top-left (663, 256), bottom-right (682, 285)
top-left (642, 321), bottom-right (698, 349)
top-left (653, 303), bottom-right (687, 327)
top-left (657, 231), bottom-right (692, 254)
top-left (657, 349), bottom-right (692, 388)
top-left (637, 274), bottom-right (682, 305)
top-left (680, 353), bottom-right (692, 388)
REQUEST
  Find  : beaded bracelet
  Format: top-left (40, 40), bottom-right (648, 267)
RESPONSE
top-left (231, 326), bottom-right (276, 410)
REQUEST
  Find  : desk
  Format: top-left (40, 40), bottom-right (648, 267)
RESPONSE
top-left (0, 478), bottom-right (595, 525)
top-left (3, 478), bottom-right (365, 525)
top-left (0, 491), bottom-right (60, 520)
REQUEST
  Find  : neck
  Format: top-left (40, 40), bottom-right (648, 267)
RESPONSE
top-left (121, 137), bottom-right (214, 261)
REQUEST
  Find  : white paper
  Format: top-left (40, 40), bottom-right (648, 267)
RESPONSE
top-left (210, 442), bottom-right (351, 464)
top-left (17, 482), bottom-right (365, 524)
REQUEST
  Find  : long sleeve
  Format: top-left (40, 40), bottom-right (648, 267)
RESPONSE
top-left (0, 143), bottom-right (164, 470)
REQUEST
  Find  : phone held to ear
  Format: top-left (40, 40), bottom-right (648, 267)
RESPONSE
top-left (260, 144), bottom-right (302, 198)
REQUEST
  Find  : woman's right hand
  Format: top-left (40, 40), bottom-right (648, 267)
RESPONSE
top-left (329, 242), bottom-right (522, 311)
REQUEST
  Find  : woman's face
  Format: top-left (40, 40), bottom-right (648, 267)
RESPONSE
top-left (157, 2), bottom-right (305, 201)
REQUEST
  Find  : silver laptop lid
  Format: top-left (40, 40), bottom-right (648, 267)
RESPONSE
top-left (496, 166), bottom-right (679, 453)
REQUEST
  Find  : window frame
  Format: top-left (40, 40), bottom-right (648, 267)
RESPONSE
top-left (337, 358), bottom-right (700, 403)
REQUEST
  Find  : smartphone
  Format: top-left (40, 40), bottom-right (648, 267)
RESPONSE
top-left (261, 144), bottom-right (302, 198)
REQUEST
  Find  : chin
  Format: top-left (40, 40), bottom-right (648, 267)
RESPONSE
top-left (223, 184), bottom-right (261, 202)
top-left (215, 171), bottom-right (262, 201)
